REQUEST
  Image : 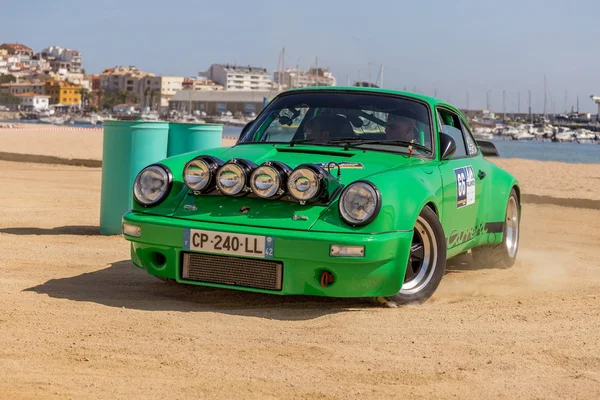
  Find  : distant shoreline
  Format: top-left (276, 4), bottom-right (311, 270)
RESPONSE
top-left (0, 124), bottom-right (597, 164)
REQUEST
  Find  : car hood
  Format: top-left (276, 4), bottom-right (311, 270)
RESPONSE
top-left (169, 144), bottom-right (428, 231)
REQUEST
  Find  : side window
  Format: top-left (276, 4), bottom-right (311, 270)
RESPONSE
top-left (461, 121), bottom-right (479, 156)
top-left (438, 109), bottom-right (467, 158)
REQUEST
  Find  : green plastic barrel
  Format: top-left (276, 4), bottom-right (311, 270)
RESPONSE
top-left (167, 123), bottom-right (223, 157)
top-left (99, 121), bottom-right (169, 235)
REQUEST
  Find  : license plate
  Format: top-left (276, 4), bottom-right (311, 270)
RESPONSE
top-left (183, 229), bottom-right (274, 258)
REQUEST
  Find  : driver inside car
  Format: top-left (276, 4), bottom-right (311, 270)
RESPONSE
top-left (303, 115), bottom-right (357, 143)
top-left (385, 114), bottom-right (419, 143)
top-left (303, 116), bottom-right (332, 143)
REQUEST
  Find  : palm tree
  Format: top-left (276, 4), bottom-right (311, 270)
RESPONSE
top-left (116, 89), bottom-right (129, 105)
top-left (143, 87), bottom-right (151, 108)
top-left (124, 90), bottom-right (137, 105)
top-left (150, 89), bottom-right (160, 111)
top-left (79, 88), bottom-right (91, 109)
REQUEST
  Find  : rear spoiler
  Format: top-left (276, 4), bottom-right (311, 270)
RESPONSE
top-left (476, 140), bottom-right (500, 157)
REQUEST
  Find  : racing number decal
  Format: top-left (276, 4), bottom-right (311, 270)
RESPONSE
top-left (454, 166), bottom-right (475, 208)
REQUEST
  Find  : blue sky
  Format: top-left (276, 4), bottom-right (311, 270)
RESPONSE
top-left (1, 0), bottom-right (599, 113)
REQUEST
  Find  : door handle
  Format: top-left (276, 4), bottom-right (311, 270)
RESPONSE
top-left (478, 170), bottom-right (486, 180)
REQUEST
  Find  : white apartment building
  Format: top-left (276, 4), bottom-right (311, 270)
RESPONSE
top-left (0, 58), bottom-right (7, 75)
top-left (29, 54), bottom-right (50, 72)
top-left (17, 93), bottom-right (50, 111)
top-left (274, 67), bottom-right (337, 89)
top-left (4, 55), bottom-right (20, 73)
top-left (201, 64), bottom-right (272, 91)
top-left (137, 76), bottom-right (184, 108)
top-left (40, 46), bottom-right (83, 73)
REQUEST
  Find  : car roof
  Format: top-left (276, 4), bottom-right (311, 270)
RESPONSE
top-left (285, 86), bottom-right (461, 115)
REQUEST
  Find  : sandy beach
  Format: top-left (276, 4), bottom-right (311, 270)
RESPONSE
top-left (0, 124), bottom-right (238, 161)
top-left (1, 125), bottom-right (598, 202)
top-left (1, 127), bottom-right (599, 399)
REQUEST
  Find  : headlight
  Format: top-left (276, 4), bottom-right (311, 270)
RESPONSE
top-left (287, 165), bottom-right (325, 204)
top-left (250, 161), bottom-right (290, 199)
top-left (216, 159), bottom-right (256, 196)
top-left (339, 181), bottom-right (381, 226)
top-left (133, 165), bottom-right (172, 207)
top-left (183, 155), bottom-right (223, 193)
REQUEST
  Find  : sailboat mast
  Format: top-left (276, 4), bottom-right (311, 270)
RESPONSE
top-left (503, 90), bottom-right (506, 120)
top-left (543, 75), bottom-right (547, 118)
top-left (528, 90), bottom-right (532, 123)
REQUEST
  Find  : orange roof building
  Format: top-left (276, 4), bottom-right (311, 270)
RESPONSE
top-left (0, 43), bottom-right (34, 56)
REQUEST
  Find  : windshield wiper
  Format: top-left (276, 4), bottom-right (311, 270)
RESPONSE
top-left (327, 138), bottom-right (432, 153)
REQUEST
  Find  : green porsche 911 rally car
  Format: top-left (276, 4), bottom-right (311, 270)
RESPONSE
top-left (122, 87), bottom-right (520, 305)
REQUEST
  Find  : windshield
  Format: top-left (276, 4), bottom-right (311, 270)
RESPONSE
top-left (239, 92), bottom-right (433, 154)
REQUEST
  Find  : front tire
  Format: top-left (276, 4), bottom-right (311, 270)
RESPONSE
top-left (472, 188), bottom-right (520, 269)
top-left (376, 206), bottom-right (447, 306)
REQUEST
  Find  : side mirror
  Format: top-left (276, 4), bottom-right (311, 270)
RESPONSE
top-left (237, 120), bottom-right (255, 142)
top-left (476, 140), bottom-right (500, 157)
top-left (440, 133), bottom-right (457, 160)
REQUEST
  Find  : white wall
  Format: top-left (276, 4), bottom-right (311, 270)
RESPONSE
top-left (20, 96), bottom-right (49, 111)
top-left (208, 65), bottom-right (228, 87)
top-left (160, 76), bottom-right (183, 95)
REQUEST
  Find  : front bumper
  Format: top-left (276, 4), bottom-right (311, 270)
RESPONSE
top-left (122, 211), bottom-right (413, 297)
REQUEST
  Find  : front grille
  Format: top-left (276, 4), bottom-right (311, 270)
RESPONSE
top-left (181, 252), bottom-right (283, 291)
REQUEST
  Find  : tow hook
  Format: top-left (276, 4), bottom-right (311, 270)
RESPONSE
top-left (320, 271), bottom-right (335, 288)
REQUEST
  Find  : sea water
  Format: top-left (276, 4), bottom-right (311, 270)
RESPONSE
top-left (490, 138), bottom-right (600, 164)
top-left (9, 121), bottom-right (599, 164)
top-left (225, 126), bottom-right (600, 164)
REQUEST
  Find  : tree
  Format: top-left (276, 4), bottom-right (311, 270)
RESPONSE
top-left (150, 89), bottom-right (160, 110)
top-left (0, 92), bottom-right (20, 107)
top-left (126, 91), bottom-right (138, 104)
top-left (99, 89), bottom-right (130, 110)
top-left (116, 89), bottom-right (129, 104)
top-left (143, 87), bottom-right (151, 108)
top-left (79, 88), bottom-right (91, 108)
top-left (0, 74), bottom-right (17, 84)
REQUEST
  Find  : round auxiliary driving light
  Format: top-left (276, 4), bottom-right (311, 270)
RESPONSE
top-left (216, 159), bottom-right (257, 196)
top-left (250, 161), bottom-right (291, 199)
top-left (133, 164), bottom-right (172, 207)
top-left (183, 155), bottom-right (223, 193)
top-left (287, 165), bottom-right (326, 203)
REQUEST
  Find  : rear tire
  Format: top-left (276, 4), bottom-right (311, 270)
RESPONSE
top-left (472, 188), bottom-right (520, 269)
top-left (375, 206), bottom-right (447, 306)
